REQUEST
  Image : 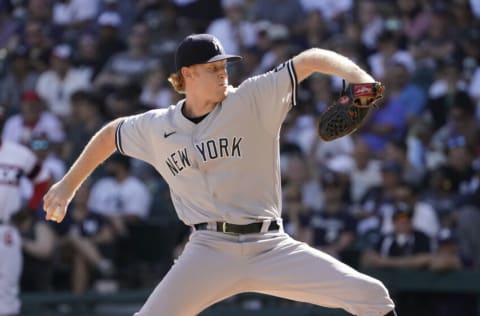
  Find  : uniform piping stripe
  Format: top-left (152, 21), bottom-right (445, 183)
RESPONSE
top-left (115, 120), bottom-right (125, 154)
top-left (287, 60), bottom-right (298, 106)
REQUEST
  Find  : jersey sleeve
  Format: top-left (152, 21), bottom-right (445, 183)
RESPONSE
top-left (115, 111), bottom-right (158, 164)
top-left (238, 59), bottom-right (298, 134)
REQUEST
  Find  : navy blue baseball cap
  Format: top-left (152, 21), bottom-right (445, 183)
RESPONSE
top-left (175, 34), bottom-right (242, 71)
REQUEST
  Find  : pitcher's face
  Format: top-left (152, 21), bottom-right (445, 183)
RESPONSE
top-left (190, 60), bottom-right (229, 103)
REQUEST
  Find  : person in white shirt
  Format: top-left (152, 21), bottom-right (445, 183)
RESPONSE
top-left (2, 90), bottom-right (65, 146)
top-left (87, 154), bottom-right (152, 237)
top-left (206, 0), bottom-right (257, 56)
top-left (53, 0), bottom-right (99, 32)
top-left (36, 44), bottom-right (91, 119)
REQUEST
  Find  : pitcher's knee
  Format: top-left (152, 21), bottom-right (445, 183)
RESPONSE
top-left (368, 277), bottom-right (389, 296)
top-left (346, 275), bottom-right (395, 315)
top-left (363, 277), bottom-right (392, 303)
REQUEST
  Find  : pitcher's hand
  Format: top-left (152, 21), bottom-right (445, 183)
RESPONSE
top-left (43, 180), bottom-right (74, 223)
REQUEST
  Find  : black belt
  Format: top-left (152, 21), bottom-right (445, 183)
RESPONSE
top-left (193, 221), bottom-right (280, 234)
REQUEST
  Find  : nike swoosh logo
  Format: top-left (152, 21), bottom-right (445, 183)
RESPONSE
top-left (164, 131), bottom-right (176, 138)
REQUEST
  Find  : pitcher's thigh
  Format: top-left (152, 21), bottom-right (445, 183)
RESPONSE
top-left (252, 239), bottom-right (394, 316)
top-left (134, 239), bottom-right (243, 316)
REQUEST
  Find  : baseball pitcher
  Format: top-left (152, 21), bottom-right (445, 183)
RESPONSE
top-left (44, 34), bottom-right (396, 316)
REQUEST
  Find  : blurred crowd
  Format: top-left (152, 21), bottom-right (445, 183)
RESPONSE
top-left (1, 0), bottom-right (480, 313)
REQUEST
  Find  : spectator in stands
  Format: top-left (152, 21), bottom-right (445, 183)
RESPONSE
top-left (256, 24), bottom-right (293, 74)
top-left (383, 139), bottom-right (425, 186)
top-left (431, 94), bottom-right (479, 152)
top-left (230, 45), bottom-right (262, 85)
top-left (281, 183), bottom-right (308, 241)
top-left (281, 105), bottom-right (317, 156)
top-left (251, 0), bottom-right (306, 35)
top-left (348, 137), bottom-right (382, 204)
top-left (396, 0), bottom-right (431, 42)
top-left (87, 154), bottom-right (152, 237)
top-left (0, 0), bottom-right (20, 51)
top-left (0, 46), bottom-right (39, 116)
top-left (299, 0), bottom-right (353, 26)
top-left (104, 88), bottom-right (138, 120)
top-left (72, 33), bottom-right (103, 80)
top-left (12, 208), bottom-right (56, 292)
top-left (422, 165), bottom-right (460, 228)
top-left (355, 0), bottom-right (384, 52)
top-left (469, 68), bottom-right (480, 117)
top-left (367, 30), bottom-right (415, 82)
top-left (303, 169), bottom-right (356, 261)
top-left (279, 119), bottom-right (303, 176)
top-left (52, 0), bottom-right (100, 42)
top-left (391, 181), bottom-right (440, 239)
top-left (409, 5), bottom-right (455, 68)
top-left (429, 228), bottom-right (477, 316)
top-left (444, 136), bottom-right (478, 206)
top-left (20, 20), bottom-right (54, 73)
top-left (353, 160), bottom-right (404, 243)
top-left (431, 228), bottom-right (465, 271)
top-left (451, 0), bottom-right (478, 37)
top-left (206, 0), bottom-right (257, 56)
top-left (292, 9), bottom-right (329, 51)
top-left (386, 60), bottom-right (426, 127)
top-left (427, 61), bottom-right (470, 131)
top-left (172, 0), bottom-right (223, 32)
top-left (29, 135), bottom-right (66, 183)
top-left (63, 181), bottom-right (116, 294)
top-left (65, 89), bottom-right (106, 166)
top-left (304, 73), bottom-right (334, 114)
top-left (139, 1), bottom-right (194, 62)
top-left (36, 44), bottom-right (92, 120)
top-left (94, 21), bottom-right (159, 91)
top-left (281, 152), bottom-right (322, 213)
top-left (360, 202), bottom-right (432, 269)
top-left (406, 118), bottom-right (448, 172)
top-left (2, 90), bottom-right (66, 148)
top-left (139, 64), bottom-right (175, 109)
top-left (26, 0), bottom-right (55, 27)
top-left (363, 203), bottom-right (470, 315)
top-left (94, 10), bottom-right (127, 69)
top-left (452, 157), bottom-right (480, 270)
top-left (310, 132), bottom-right (354, 174)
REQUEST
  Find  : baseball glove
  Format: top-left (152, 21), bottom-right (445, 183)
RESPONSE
top-left (317, 81), bottom-right (385, 141)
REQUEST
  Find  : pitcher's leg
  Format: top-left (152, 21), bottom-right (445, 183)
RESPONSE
top-left (134, 232), bottom-right (244, 316)
top-left (250, 236), bottom-right (394, 316)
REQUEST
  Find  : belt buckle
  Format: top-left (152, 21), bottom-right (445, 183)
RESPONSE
top-left (222, 222), bottom-right (228, 233)
top-left (221, 222), bottom-right (237, 235)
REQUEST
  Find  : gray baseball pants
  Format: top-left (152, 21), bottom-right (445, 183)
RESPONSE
top-left (134, 230), bottom-right (395, 316)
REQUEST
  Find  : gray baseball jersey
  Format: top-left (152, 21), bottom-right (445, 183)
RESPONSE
top-left (116, 60), bottom-right (297, 226)
top-left (116, 60), bottom-right (395, 316)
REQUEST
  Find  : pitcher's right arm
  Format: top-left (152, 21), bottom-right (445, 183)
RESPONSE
top-left (43, 118), bottom-right (123, 222)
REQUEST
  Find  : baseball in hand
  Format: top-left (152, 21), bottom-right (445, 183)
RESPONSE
top-left (52, 206), bottom-right (63, 222)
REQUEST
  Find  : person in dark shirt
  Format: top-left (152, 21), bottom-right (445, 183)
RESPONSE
top-left (361, 202), bottom-right (433, 316)
top-left (361, 202), bottom-right (432, 268)
top-left (302, 169), bottom-right (356, 261)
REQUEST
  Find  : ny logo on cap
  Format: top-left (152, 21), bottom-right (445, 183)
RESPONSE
top-left (212, 38), bottom-right (221, 52)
